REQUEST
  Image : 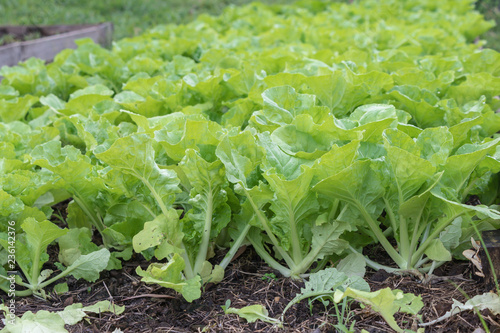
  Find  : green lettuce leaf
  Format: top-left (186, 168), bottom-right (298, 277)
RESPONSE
top-left (222, 300), bottom-right (282, 327)
top-left (334, 287), bottom-right (423, 333)
top-left (136, 253), bottom-right (201, 302)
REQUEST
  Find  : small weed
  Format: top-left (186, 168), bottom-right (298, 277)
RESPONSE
top-left (261, 273), bottom-right (278, 282)
top-left (51, 209), bottom-right (67, 226)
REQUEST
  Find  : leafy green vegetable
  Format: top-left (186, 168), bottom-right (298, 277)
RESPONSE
top-left (282, 266), bottom-right (369, 320)
top-left (1, 0), bottom-right (499, 316)
top-left (282, 259), bottom-right (421, 332)
top-left (222, 300), bottom-right (282, 327)
top-left (30, 141), bottom-right (108, 241)
top-left (421, 292), bottom-right (500, 327)
top-left (313, 126), bottom-right (500, 273)
top-left (0, 219), bottom-right (109, 297)
top-left (334, 287), bottom-right (423, 333)
top-left (217, 129), bottom-right (351, 278)
top-left (136, 253), bottom-right (202, 303)
top-left (96, 132), bottom-right (249, 300)
top-left (0, 300), bottom-right (124, 333)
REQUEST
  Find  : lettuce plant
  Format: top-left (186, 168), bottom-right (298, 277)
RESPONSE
top-left (0, 218), bottom-right (109, 297)
top-left (0, 0), bottom-right (499, 309)
top-left (313, 127), bottom-right (500, 273)
top-left (0, 300), bottom-right (124, 333)
top-left (282, 256), bottom-right (422, 333)
top-left (94, 132), bottom-right (250, 301)
top-left (217, 130), bottom-right (350, 279)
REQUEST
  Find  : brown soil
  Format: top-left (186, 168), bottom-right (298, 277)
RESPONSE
top-left (1, 201), bottom-right (500, 332)
top-left (2, 245), bottom-right (500, 333)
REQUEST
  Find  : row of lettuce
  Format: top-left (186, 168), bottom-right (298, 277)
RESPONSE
top-left (1, 0), bottom-right (500, 308)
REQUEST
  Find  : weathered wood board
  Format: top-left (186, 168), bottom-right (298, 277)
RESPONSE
top-left (0, 23), bottom-right (113, 68)
top-left (479, 229), bottom-right (500, 291)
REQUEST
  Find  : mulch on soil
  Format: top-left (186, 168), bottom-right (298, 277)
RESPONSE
top-left (3, 245), bottom-right (500, 333)
top-left (2, 200), bottom-right (499, 332)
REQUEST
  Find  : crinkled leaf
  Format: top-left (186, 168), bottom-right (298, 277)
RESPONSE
top-left (179, 149), bottom-right (231, 248)
top-left (95, 133), bottom-right (181, 212)
top-left (132, 209), bottom-right (183, 259)
top-left (222, 301), bottom-right (282, 327)
top-left (421, 292), bottom-right (500, 326)
top-left (282, 267), bottom-right (369, 319)
top-left (136, 253), bottom-right (201, 302)
top-left (155, 117), bottom-right (223, 162)
top-left (216, 130), bottom-right (264, 188)
top-left (21, 218), bottom-right (68, 278)
top-left (334, 287), bottom-right (423, 333)
top-left (0, 307), bottom-right (68, 333)
top-left (313, 160), bottom-right (385, 221)
top-left (0, 300), bottom-right (124, 333)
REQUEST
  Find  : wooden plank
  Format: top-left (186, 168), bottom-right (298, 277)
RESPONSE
top-left (0, 23), bottom-right (113, 68)
top-left (479, 229), bottom-right (500, 291)
top-left (0, 43), bottom-right (21, 68)
top-left (20, 23), bottom-right (113, 62)
top-left (0, 24), bottom-right (107, 39)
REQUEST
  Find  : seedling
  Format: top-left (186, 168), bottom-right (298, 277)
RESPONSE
top-left (261, 273), bottom-right (278, 282)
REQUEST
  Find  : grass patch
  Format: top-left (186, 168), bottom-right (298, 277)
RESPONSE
top-left (0, 0), bottom-right (298, 40)
top-left (476, 0), bottom-right (500, 50)
top-left (0, 0), bottom-right (498, 49)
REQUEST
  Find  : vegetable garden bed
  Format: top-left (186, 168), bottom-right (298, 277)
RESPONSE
top-left (11, 237), bottom-right (492, 332)
top-left (1, 0), bottom-right (500, 332)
